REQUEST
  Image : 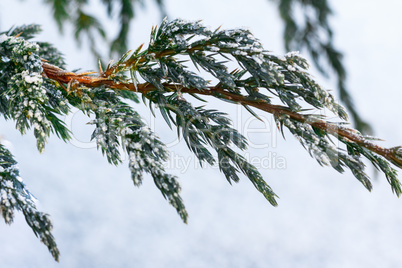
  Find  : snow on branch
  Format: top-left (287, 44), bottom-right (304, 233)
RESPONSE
top-left (1, 20), bottom-right (402, 261)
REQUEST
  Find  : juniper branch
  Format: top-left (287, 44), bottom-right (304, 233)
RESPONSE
top-left (0, 143), bottom-right (59, 261)
top-left (41, 62), bottom-right (402, 171)
top-left (40, 19), bottom-right (402, 196)
top-left (2, 20), bottom-right (402, 262)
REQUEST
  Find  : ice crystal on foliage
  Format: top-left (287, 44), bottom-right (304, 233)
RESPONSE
top-left (23, 71), bottom-right (43, 84)
top-left (0, 34), bottom-right (8, 43)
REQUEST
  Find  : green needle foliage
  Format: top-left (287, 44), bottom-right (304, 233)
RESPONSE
top-left (42, 0), bottom-right (369, 132)
top-left (0, 143), bottom-right (59, 261)
top-left (1, 20), bottom-right (402, 262)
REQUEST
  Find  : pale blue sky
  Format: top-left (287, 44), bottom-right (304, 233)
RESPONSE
top-left (1, 1), bottom-right (402, 267)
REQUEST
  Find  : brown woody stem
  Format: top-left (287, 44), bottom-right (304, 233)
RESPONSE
top-left (41, 61), bottom-right (402, 168)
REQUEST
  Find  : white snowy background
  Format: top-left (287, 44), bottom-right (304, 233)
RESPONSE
top-left (1, 0), bottom-right (402, 267)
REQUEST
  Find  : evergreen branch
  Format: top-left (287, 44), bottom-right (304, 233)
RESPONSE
top-left (39, 0), bottom-right (371, 134)
top-left (38, 19), bottom-right (402, 196)
top-left (1, 30), bottom-right (71, 151)
top-left (144, 95), bottom-right (278, 204)
top-left (3, 20), bottom-right (402, 261)
top-left (76, 87), bottom-right (188, 222)
top-left (0, 143), bottom-right (59, 261)
top-left (41, 62), bottom-right (402, 172)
